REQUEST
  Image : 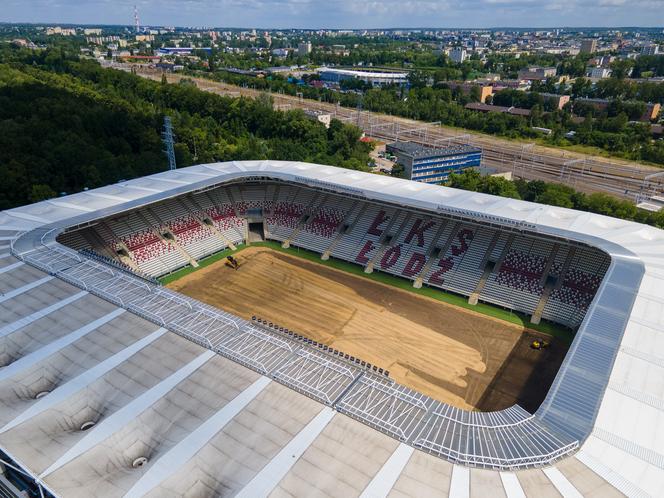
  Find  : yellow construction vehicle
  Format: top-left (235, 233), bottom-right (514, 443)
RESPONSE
top-left (225, 255), bottom-right (239, 270)
top-left (531, 339), bottom-right (550, 350)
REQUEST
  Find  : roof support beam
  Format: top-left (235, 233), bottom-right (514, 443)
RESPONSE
top-left (0, 327), bottom-right (166, 433)
top-left (123, 375), bottom-right (272, 498)
top-left (0, 261), bottom-right (24, 274)
top-left (234, 407), bottom-right (336, 498)
top-left (0, 308), bottom-right (125, 383)
top-left (359, 443), bottom-right (414, 498)
top-left (0, 291), bottom-right (88, 339)
top-left (0, 276), bottom-right (53, 304)
top-left (41, 348), bottom-right (216, 478)
top-left (542, 467), bottom-right (583, 498)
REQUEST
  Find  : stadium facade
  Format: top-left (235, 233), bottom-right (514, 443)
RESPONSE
top-left (0, 160), bottom-right (661, 497)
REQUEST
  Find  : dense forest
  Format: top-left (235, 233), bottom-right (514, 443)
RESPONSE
top-left (446, 169), bottom-right (664, 228)
top-left (0, 47), bottom-right (371, 210)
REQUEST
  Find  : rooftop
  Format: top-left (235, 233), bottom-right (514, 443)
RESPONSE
top-left (0, 161), bottom-right (662, 497)
top-left (318, 67), bottom-right (409, 79)
top-left (387, 141), bottom-right (481, 159)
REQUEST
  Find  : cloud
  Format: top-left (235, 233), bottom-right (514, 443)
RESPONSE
top-left (3, 0), bottom-right (663, 27)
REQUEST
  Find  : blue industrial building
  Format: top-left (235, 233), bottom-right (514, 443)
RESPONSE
top-left (386, 141), bottom-right (482, 184)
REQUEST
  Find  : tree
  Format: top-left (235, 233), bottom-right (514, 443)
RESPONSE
top-left (391, 162), bottom-right (406, 178)
top-left (29, 184), bottom-right (57, 203)
top-left (257, 91), bottom-right (274, 110)
top-left (407, 70), bottom-right (429, 89)
top-left (609, 59), bottom-right (635, 80)
top-left (0, 50), bottom-right (373, 209)
top-left (536, 183), bottom-right (575, 208)
top-left (481, 176), bottom-right (521, 198)
top-left (447, 169), bottom-right (482, 191)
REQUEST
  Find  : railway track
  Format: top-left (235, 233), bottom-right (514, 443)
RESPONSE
top-left (133, 67), bottom-right (664, 203)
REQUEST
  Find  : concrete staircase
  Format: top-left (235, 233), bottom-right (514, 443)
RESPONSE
top-left (492, 234), bottom-right (515, 274)
top-left (468, 231), bottom-right (502, 305)
top-left (83, 224), bottom-right (118, 260)
top-left (531, 246), bottom-right (576, 324)
top-left (143, 209), bottom-right (198, 268)
top-left (182, 195), bottom-right (237, 250)
top-left (531, 282), bottom-right (554, 325)
top-left (363, 210), bottom-right (404, 274)
top-left (282, 192), bottom-right (325, 249)
top-left (322, 201), bottom-right (362, 260)
top-left (413, 220), bottom-right (455, 288)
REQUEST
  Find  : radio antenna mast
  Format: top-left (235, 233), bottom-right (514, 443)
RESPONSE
top-left (134, 5), bottom-right (140, 33)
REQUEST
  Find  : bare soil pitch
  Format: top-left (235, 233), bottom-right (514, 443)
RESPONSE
top-left (168, 246), bottom-right (567, 411)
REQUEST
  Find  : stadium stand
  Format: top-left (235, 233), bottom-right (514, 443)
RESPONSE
top-left (63, 182), bottom-right (609, 329)
top-left (3, 161), bottom-right (658, 498)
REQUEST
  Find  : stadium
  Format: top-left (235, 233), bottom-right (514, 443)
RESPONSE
top-left (0, 160), bottom-right (659, 497)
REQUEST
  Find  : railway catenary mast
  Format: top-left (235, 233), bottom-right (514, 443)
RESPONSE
top-left (135, 70), bottom-right (663, 203)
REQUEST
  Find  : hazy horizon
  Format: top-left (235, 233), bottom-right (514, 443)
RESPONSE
top-left (3, 0), bottom-right (664, 31)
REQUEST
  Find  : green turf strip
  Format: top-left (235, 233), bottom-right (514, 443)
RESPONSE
top-left (159, 240), bottom-right (574, 343)
top-left (158, 244), bottom-right (246, 285)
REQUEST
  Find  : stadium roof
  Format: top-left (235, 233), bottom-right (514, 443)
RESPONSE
top-left (0, 160), bottom-right (662, 497)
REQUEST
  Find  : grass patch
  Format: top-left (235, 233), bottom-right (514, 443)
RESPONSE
top-left (159, 244), bottom-right (245, 285)
top-left (161, 239), bottom-right (574, 343)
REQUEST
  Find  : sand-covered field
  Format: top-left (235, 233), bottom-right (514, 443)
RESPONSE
top-left (168, 246), bottom-right (567, 411)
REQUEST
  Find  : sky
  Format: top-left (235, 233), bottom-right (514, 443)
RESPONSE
top-left (3, 0), bottom-right (664, 29)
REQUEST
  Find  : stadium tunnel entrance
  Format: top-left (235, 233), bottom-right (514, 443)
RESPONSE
top-left (248, 222), bottom-right (265, 243)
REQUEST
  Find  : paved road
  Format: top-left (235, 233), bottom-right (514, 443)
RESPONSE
top-left (134, 67), bottom-right (664, 203)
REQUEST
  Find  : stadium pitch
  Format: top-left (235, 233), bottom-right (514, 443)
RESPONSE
top-left (167, 244), bottom-right (568, 412)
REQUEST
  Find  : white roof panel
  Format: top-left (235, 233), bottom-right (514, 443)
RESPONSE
top-left (1, 161), bottom-right (662, 497)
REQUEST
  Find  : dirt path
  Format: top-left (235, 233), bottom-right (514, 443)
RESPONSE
top-left (168, 247), bottom-right (567, 410)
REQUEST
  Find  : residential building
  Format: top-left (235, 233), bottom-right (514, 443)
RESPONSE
top-left (445, 82), bottom-right (494, 103)
top-left (589, 67), bottom-right (612, 79)
top-left (642, 44), bottom-right (660, 56)
top-left (298, 42), bottom-right (312, 56)
top-left (331, 44), bottom-right (349, 56)
top-left (576, 98), bottom-right (661, 121)
top-left (157, 47), bottom-right (212, 56)
top-left (645, 102), bottom-right (662, 121)
top-left (539, 93), bottom-right (571, 110)
top-left (581, 38), bottom-right (598, 54)
top-left (518, 66), bottom-right (557, 81)
top-left (449, 47), bottom-right (467, 63)
top-left (465, 102), bottom-right (532, 117)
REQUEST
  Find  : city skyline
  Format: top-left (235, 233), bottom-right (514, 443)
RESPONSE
top-left (3, 0), bottom-right (664, 29)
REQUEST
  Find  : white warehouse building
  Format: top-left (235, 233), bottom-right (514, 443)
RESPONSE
top-left (318, 67), bottom-right (409, 87)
